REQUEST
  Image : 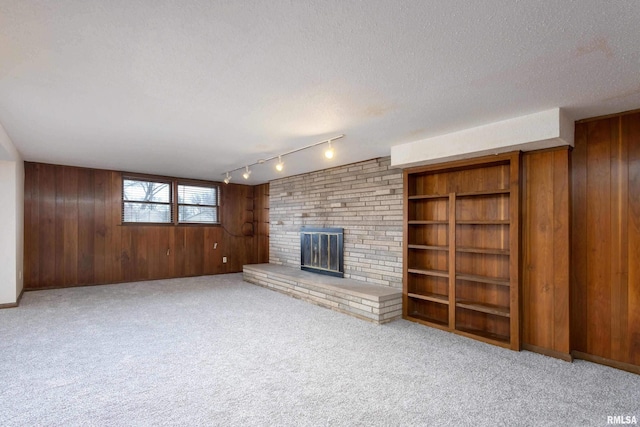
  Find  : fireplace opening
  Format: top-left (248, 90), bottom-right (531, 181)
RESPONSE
top-left (300, 227), bottom-right (344, 277)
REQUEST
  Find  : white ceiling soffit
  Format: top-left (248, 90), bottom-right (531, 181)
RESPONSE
top-left (391, 108), bottom-right (573, 169)
top-left (0, 1), bottom-right (639, 184)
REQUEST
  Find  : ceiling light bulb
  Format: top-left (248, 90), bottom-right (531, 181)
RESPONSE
top-left (242, 166), bottom-right (251, 180)
top-left (276, 156), bottom-right (284, 172)
top-left (324, 141), bottom-right (334, 159)
top-left (223, 172), bottom-right (231, 184)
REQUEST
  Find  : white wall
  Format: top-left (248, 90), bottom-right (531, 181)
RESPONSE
top-left (0, 122), bottom-right (23, 306)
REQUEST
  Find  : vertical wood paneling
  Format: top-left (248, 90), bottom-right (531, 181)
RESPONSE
top-left (134, 227), bottom-right (148, 281)
top-left (173, 227), bottom-right (186, 278)
top-left (522, 152), bottom-right (551, 347)
top-left (508, 152), bottom-right (520, 350)
top-left (623, 113), bottom-right (640, 365)
top-left (39, 164), bottom-right (56, 286)
top-left (54, 167), bottom-right (65, 285)
top-left (571, 120), bottom-right (588, 352)
top-left (610, 117), bottom-right (627, 361)
top-left (93, 170), bottom-right (107, 284)
top-left (185, 227), bottom-right (204, 276)
top-left (77, 168), bottom-right (94, 285)
top-left (585, 118), bottom-right (613, 358)
top-left (552, 150), bottom-right (570, 354)
top-left (109, 171), bottom-right (123, 282)
top-left (146, 227), bottom-right (161, 280)
top-left (23, 163), bottom-right (34, 288)
top-left (253, 183), bottom-right (270, 263)
top-left (63, 167), bottom-right (79, 286)
top-left (521, 148), bottom-right (570, 357)
top-left (219, 183), bottom-right (255, 271)
top-left (24, 163), bottom-right (266, 289)
top-left (120, 226), bottom-right (134, 282)
top-left (25, 164), bottom-right (40, 286)
top-left (155, 227), bottom-right (171, 279)
top-left (448, 192), bottom-right (456, 329)
top-left (167, 226), bottom-right (176, 278)
top-left (204, 227), bottom-right (223, 274)
top-left (572, 111), bottom-right (640, 369)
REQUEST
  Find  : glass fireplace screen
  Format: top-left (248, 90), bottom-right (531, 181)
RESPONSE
top-left (300, 227), bottom-right (344, 277)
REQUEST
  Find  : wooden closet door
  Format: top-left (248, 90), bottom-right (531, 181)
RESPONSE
top-left (572, 111), bottom-right (640, 370)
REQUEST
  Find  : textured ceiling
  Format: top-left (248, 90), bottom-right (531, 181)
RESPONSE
top-left (1, 0), bottom-right (639, 183)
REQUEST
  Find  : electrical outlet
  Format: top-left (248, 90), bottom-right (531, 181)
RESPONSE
top-left (222, 256), bottom-right (227, 263)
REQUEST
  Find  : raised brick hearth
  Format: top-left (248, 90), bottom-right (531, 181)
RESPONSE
top-left (243, 263), bottom-right (402, 324)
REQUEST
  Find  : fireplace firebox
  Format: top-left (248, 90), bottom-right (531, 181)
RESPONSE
top-left (300, 227), bottom-right (344, 277)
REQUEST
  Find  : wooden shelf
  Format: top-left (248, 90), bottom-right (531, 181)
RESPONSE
top-left (408, 220), bottom-right (449, 225)
top-left (455, 326), bottom-right (510, 345)
top-left (409, 190), bottom-right (510, 199)
top-left (456, 247), bottom-right (509, 255)
top-left (407, 312), bottom-right (448, 327)
top-left (408, 244), bottom-right (449, 251)
top-left (408, 292), bottom-right (449, 305)
top-left (408, 194), bottom-right (449, 200)
top-left (456, 301), bottom-right (510, 317)
top-left (408, 268), bottom-right (449, 278)
top-left (456, 273), bottom-right (510, 286)
top-left (456, 189), bottom-right (510, 197)
top-left (456, 220), bottom-right (509, 225)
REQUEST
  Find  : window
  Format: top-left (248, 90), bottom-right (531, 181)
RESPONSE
top-left (177, 183), bottom-right (220, 224)
top-left (122, 178), bottom-right (172, 223)
top-left (121, 176), bottom-right (221, 225)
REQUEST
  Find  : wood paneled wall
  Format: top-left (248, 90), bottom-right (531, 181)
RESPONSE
top-left (521, 148), bottom-right (571, 359)
top-left (572, 111), bottom-right (640, 368)
top-left (24, 162), bottom-right (269, 290)
top-left (253, 183), bottom-right (269, 263)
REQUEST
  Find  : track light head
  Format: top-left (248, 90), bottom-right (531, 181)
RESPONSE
top-left (275, 155), bottom-right (284, 172)
top-left (223, 172), bottom-right (231, 184)
top-left (324, 140), bottom-right (334, 159)
top-left (242, 166), bottom-right (251, 180)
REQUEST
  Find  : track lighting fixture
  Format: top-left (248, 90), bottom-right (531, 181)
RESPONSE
top-left (242, 166), bottom-right (251, 180)
top-left (221, 135), bottom-right (344, 183)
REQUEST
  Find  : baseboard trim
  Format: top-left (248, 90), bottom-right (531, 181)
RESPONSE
top-left (522, 343), bottom-right (573, 362)
top-left (0, 301), bottom-right (18, 309)
top-left (0, 288), bottom-right (24, 309)
top-left (572, 351), bottom-right (640, 375)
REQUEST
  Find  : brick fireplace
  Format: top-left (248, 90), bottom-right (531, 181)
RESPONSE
top-left (268, 157), bottom-right (403, 289)
top-left (244, 156), bottom-right (404, 323)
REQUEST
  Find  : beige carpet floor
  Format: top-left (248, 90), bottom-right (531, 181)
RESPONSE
top-left (1, 273), bottom-right (638, 426)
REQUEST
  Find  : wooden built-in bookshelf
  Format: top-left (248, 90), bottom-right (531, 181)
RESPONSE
top-left (403, 152), bottom-right (520, 350)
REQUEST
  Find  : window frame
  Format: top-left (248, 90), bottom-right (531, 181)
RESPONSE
top-left (122, 175), bottom-right (174, 225)
top-left (121, 174), bottom-right (222, 226)
top-left (176, 180), bottom-right (221, 225)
